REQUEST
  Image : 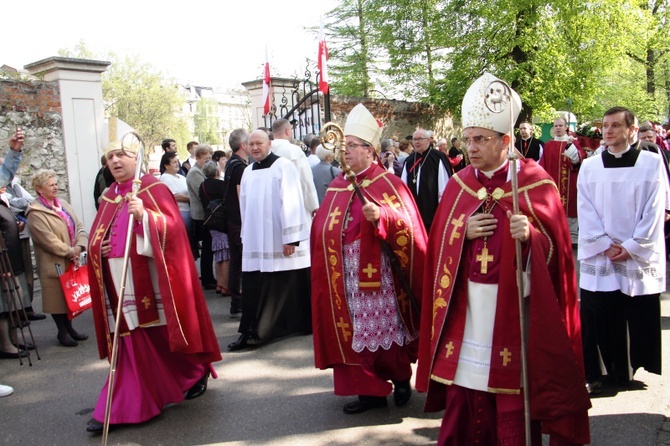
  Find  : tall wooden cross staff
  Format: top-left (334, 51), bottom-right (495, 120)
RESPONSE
top-left (484, 79), bottom-right (531, 446)
top-left (101, 132), bottom-right (145, 446)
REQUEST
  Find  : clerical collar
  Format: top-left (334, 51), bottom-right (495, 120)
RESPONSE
top-left (477, 159), bottom-right (509, 179)
top-left (253, 152), bottom-right (279, 170)
top-left (554, 135), bottom-right (571, 142)
top-left (607, 145), bottom-right (631, 158)
top-left (349, 165), bottom-right (372, 179)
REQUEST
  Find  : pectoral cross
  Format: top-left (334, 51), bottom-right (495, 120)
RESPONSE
top-left (328, 207), bottom-right (342, 231)
top-left (362, 263), bottom-right (378, 279)
top-left (142, 296), bottom-right (151, 309)
top-left (500, 348), bottom-right (512, 366)
top-left (336, 317), bottom-right (351, 341)
top-left (476, 245), bottom-right (494, 274)
top-left (445, 341), bottom-right (454, 358)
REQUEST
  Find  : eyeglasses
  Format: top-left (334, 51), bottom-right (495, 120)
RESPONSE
top-left (460, 135), bottom-right (501, 146)
top-left (345, 142), bottom-right (370, 150)
top-left (412, 137), bottom-right (429, 142)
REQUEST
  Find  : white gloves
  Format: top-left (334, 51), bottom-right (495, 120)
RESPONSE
top-left (564, 144), bottom-right (580, 164)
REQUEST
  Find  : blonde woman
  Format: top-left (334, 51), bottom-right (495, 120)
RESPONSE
top-left (26, 170), bottom-right (88, 347)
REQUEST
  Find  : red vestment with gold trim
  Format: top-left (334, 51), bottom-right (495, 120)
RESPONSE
top-left (539, 140), bottom-right (585, 218)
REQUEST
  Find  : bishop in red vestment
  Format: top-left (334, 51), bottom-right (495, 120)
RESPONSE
top-left (539, 118), bottom-right (586, 244)
top-left (86, 136), bottom-right (221, 432)
top-left (311, 104), bottom-right (427, 414)
top-left (417, 74), bottom-right (590, 446)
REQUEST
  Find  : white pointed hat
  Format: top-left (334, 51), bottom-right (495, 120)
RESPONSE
top-left (344, 104), bottom-right (383, 148)
top-left (103, 117), bottom-right (139, 156)
top-left (461, 73), bottom-right (522, 134)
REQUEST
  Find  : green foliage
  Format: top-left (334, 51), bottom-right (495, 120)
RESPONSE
top-left (324, 0), bottom-right (670, 123)
top-left (193, 98), bottom-right (222, 145)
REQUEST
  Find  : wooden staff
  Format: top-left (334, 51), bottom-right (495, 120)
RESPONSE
top-left (489, 80), bottom-right (531, 446)
top-left (101, 132), bottom-right (144, 446)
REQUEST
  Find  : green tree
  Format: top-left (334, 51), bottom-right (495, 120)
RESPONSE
top-left (325, 0), bottom-right (381, 97)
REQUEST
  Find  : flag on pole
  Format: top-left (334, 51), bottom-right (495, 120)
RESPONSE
top-left (262, 46), bottom-right (271, 115)
top-left (318, 20), bottom-right (329, 95)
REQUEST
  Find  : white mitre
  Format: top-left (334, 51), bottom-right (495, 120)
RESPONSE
top-left (103, 117), bottom-right (139, 156)
top-left (462, 72), bottom-right (522, 134)
top-left (344, 104), bottom-right (383, 148)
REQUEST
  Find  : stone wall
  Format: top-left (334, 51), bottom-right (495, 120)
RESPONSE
top-left (0, 79), bottom-right (66, 198)
top-left (330, 96), bottom-right (458, 142)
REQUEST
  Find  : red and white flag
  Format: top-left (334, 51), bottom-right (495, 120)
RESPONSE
top-left (262, 46), bottom-right (271, 115)
top-left (318, 21), bottom-right (329, 95)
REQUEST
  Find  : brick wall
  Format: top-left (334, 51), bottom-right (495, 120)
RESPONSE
top-left (0, 79), bottom-right (67, 197)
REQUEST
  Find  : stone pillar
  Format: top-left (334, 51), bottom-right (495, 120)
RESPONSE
top-left (24, 57), bottom-right (110, 230)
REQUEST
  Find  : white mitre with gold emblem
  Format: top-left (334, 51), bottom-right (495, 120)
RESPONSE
top-left (344, 103), bottom-right (383, 148)
top-left (462, 73), bottom-right (522, 134)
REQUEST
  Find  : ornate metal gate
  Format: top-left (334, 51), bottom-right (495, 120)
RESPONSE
top-left (262, 63), bottom-right (330, 143)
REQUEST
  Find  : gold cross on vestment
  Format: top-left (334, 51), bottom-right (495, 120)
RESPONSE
top-left (336, 317), bottom-right (351, 341)
top-left (93, 226), bottom-right (107, 246)
top-left (476, 246), bottom-right (494, 274)
top-left (362, 263), bottom-right (378, 278)
top-left (328, 207), bottom-right (342, 231)
top-left (445, 341), bottom-right (454, 358)
top-left (500, 348), bottom-right (512, 366)
top-left (380, 192), bottom-right (401, 211)
top-left (449, 214), bottom-right (465, 246)
top-left (142, 296), bottom-right (151, 309)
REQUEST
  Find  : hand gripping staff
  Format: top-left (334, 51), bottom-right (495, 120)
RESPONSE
top-left (101, 131), bottom-right (144, 446)
top-left (319, 123), bottom-right (420, 317)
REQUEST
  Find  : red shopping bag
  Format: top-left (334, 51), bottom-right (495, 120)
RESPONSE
top-left (57, 264), bottom-right (92, 320)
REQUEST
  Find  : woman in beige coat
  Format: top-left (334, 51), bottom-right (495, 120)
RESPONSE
top-left (27, 170), bottom-right (89, 347)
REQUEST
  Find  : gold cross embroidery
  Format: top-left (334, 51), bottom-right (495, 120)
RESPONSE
top-left (476, 246), bottom-right (494, 274)
top-left (500, 348), bottom-right (512, 366)
top-left (93, 226), bottom-right (107, 246)
top-left (380, 192), bottom-right (401, 211)
top-left (328, 207), bottom-right (342, 231)
top-left (362, 263), bottom-right (378, 278)
top-left (445, 341), bottom-right (454, 358)
top-left (142, 296), bottom-right (151, 309)
top-left (449, 214), bottom-right (465, 246)
top-left (336, 317), bottom-right (351, 341)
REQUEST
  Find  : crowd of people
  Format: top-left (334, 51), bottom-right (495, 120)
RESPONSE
top-left (1, 71), bottom-right (669, 445)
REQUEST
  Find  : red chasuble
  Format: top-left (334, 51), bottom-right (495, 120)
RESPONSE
top-left (539, 140), bottom-right (585, 218)
top-left (311, 163), bottom-right (427, 369)
top-left (416, 159), bottom-right (590, 445)
top-left (88, 174), bottom-right (221, 365)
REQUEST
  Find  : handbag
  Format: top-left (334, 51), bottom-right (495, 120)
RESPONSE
top-left (57, 263), bottom-right (92, 320)
top-left (203, 198), bottom-right (227, 232)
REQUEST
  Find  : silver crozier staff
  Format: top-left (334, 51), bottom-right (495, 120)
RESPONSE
top-left (484, 78), bottom-right (531, 446)
top-left (101, 132), bottom-right (145, 446)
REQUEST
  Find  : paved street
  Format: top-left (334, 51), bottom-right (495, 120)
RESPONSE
top-left (1, 271), bottom-right (668, 445)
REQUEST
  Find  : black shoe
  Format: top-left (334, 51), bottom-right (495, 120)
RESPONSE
top-left (227, 334), bottom-right (248, 351)
top-left (185, 371), bottom-right (210, 400)
top-left (202, 283), bottom-right (217, 291)
top-left (86, 419), bottom-right (107, 433)
top-left (68, 330), bottom-right (88, 341)
top-left (586, 380), bottom-right (602, 395)
top-left (57, 332), bottom-right (78, 347)
top-left (343, 396), bottom-right (388, 414)
top-left (15, 342), bottom-right (35, 351)
top-left (0, 349), bottom-right (29, 359)
top-left (392, 379), bottom-right (412, 407)
top-left (27, 312), bottom-right (47, 321)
